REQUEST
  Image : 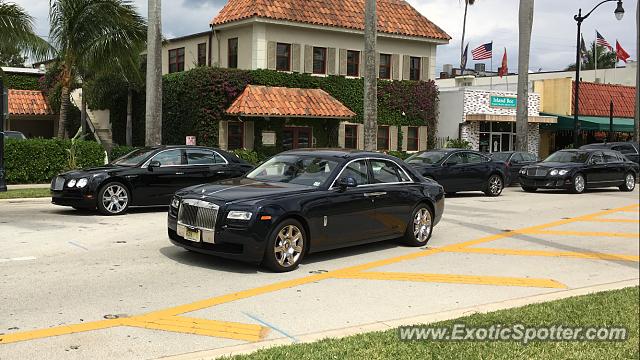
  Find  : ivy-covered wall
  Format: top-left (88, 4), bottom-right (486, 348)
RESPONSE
top-left (2, 73), bottom-right (40, 90)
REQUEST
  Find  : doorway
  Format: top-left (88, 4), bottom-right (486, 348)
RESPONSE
top-left (283, 126), bottom-right (312, 150)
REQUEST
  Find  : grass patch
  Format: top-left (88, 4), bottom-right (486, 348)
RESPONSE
top-left (0, 188), bottom-right (51, 199)
top-left (226, 287), bottom-right (639, 360)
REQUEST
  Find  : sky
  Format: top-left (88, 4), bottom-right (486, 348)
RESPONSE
top-left (16, 0), bottom-right (639, 73)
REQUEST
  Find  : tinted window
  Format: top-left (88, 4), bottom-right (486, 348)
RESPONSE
top-left (112, 148), bottom-right (156, 166)
top-left (446, 153), bottom-right (465, 165)
top-left (603, 151), bottom-right (621, 163)
top-left (612, 144), bottom-right (637, 154)
top-left (339, 159), bottom-right (369, 186)
top-left (491, 153), bottom-right (511, 162)
top-left (187, 149), bottom-right (225, 165)
top-left (525, 153), bottom-right (538, 161)
top-left (465, 153), bottom-right (486, 164)
top-left (511, 153), bottom-right (524, 162)
top-left (406, 151), bottom-right (447, 165)
top-left (371, 159), bottom-right (404, 183)
top-left (543, 151), bottom-right (589, 163)
top-left (152, 149), bottom-right (183, 166)
top-left (591, 153), bottom-right (605, 164)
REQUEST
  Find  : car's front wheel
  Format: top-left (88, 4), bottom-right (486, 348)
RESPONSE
top-left (619, 172), bottom-right (636, 192)
top-left (570, 173), bottom-right (586, 194)
top-left (262, 219), bottom-right (306, 272)
top-left (484, 174), bottom-right (504, 197)
top-left (403, 205), bottom-right (434, 246)
top-left (97, 182), bottom-right (130, 215)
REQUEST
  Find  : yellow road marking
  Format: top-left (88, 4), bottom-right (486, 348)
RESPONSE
top-left (444, 247), bottom-right (640, 262)
top-left (523, 229), bottom-right (640, 238)
top-left (582, 219), bottom-right (639, 223)
top-left (1, 203), bottom-right (638, 345)
top-left (334, 271), bottom-right (566, 288)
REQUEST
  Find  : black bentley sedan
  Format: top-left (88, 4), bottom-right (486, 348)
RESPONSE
top-left (51, 146), bottom-right (253, 215)
top-left (405, 149), bottom-right (509, 196)
top-left (518, 149), bottom-right (638, 194)
top-left (168, 149), bottom-right (445, 272)
top-left (489, 151), bottom-right (538, 185)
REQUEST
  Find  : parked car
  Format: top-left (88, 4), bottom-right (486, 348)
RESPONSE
top-left (518, 149), bottom-right (638, 194)
top-left (51, 146), bottom-right (253, 215)
top-left (580, 142), bottom-right (639, 164)
top-left (2, 131), bottom-right (27, 140)
top-left (489, 151), bottom-right (538, 185)
top-left (168, 149), bottom-right (445, 272)
top-left (405, 149), bottom-right (509, 196)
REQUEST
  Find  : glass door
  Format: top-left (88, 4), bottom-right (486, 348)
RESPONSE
top-left (491, 134), bottom-right (502, 153)
top-left (282, 127), bottom-right (312, 150)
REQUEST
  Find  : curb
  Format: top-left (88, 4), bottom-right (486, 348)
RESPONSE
top-left (157, 278), bottom-right (639, 360)
top-left (6, 184), bottom-right (50, 190)
top-left (0, 197), bottom-right (51, 204)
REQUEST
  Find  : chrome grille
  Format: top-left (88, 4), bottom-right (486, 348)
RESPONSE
top-left (526, 168), bottom-right (548, 177)
top-left (177, 199), bottom-right (219, 230)
top-left (51, 176), bottom-right (65, 190)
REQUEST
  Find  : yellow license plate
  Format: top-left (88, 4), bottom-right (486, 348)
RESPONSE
top-left (184, 228), bottom-right (201, 242)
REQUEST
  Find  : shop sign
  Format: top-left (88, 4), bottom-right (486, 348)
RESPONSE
top-left (490, 96), bottom-right (517, 108)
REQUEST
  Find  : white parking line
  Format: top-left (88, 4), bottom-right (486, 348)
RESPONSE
top-left (0, 256), bottom-right (37, 263)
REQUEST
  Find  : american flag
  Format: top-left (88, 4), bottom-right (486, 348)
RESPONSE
top-left (596, 31), bottom-right (613, 51)
top-left (472, 42), bottom-right (493, 60)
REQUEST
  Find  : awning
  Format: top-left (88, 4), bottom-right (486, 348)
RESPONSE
top-left (541, 113), bottom-right (635, 132)
top-left (465, 114), bottom-right (557, 124)
top-left (226, 85), bottom-right (356, 119)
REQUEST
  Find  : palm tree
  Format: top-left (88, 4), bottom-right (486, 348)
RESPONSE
top-left (48, 0), bottom-right (146, 139)
top-left (0, 1), bottom-right (50, 59)
top-left (145, 0), bottom-right (162, 146)
top-left (516, 0), bottom-right (534, 153)
top-left (565, 42), bottom-right (617, 71)
top-left (460, 0), bottom-right (476, 69)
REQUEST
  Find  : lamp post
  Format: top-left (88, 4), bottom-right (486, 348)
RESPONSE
top-left (573, 0), bottom-right (624, 147)
top-left (0, 78), bottom-right (7, 192)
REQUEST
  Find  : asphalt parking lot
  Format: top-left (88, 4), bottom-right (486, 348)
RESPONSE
top-left (0, 187), bottom-right (638, 360)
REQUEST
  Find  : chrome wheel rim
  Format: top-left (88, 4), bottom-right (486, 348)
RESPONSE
top-left (101, 184), bottom-right (128, 214)
top-left (489, 176), bottom-right (503, 195)
top-left (274, 225), bottom-right (303, 267)
top-left (574, 175), bottom-right (585, 193)
top-left (413, 208), bottom-right (432, 243)
top-left (626, 174), bottom-right (635, 190)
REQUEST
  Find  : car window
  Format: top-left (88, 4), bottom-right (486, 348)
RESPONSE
top-left (591, 152), bottom-right (605, 165)
top-left (465, 153), bottom-right (486, 164)
top-left (151, 149), bottom-right (183, 166)
top-left (603, 151), bottom-right (621, 163)
top-left (339, 159), bottom-right (370, 186)
top-left (526, 153), bottom-right (538, 162)
top-left (406, 151), bottom-right (448, 165)
top-left (490, 153), bottom-right (511, 162)
top-left (370, 159), bottom-right (407, 183)
top-left (247, 155), bottom-right (339, 187)
top-left (446, 153), bottom-right (465, 165)
top-left (186, 149), bottom-right (225, 165)
top-left (613, 145), bottom-right (637, 154)
top-left (510, 153), bottom-right (524, 162)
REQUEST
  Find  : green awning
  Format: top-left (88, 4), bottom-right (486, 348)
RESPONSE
top-left (541, 113), bottom-right (634, 132)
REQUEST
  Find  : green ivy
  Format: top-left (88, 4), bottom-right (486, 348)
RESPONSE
top-left (3, 74), bottom-right (40, 90)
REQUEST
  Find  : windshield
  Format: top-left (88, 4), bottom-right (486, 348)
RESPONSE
top-left (543, 151), bottom-right (589, 164)
top-left (111, 148), bottom-right (156, 166)
top-left (4, 132), bottom-right (25, 139)
top-left (406, 151), bottom-right (448, 165)
top-left (490, 153), bottom-right (511, 162)
top-left (246, 155), bottom-right (340, 187)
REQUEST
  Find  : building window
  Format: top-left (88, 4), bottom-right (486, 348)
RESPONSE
top-left (379, 54), bottom-right (391, 79)
top-left (409, 57), bottom-right (421, 81)
top-left (228, 38), bottom-right (238, 68)
top-left (276, 43), bottom-right (291, 71)
top-left (227, 122), bottom-right (244, 150)
top-left (407, 126), bottom-right (419, 151)
top-left (168, 47), bottom-right (185, 73)
top-left (313, 47), bottom-right (327, 74)
top-left (197, 43), bottom-right (207, 67)
top-left (347, 50), bottom-right (360, 77)
top-left (479, 121), bottom-right (516, 153)
top-left (345, 125), bottom-right (358, 149)
top-left (377, 126), bottom-right (389, 150)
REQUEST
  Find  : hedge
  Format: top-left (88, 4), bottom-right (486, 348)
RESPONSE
top-left (3, 73), bottom-right (40, 90)
top-left (3, 139), bottom-right (105, 184)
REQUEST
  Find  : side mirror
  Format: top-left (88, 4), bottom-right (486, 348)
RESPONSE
top-left (336, 177), bottom-right (357, 191)
top-left (148, 160), bottom-right (161, 170)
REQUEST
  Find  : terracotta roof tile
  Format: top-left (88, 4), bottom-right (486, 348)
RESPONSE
top-left (226, 85), bottom-right (356, 118)
top-left (212, 0), bottom-right (450, 40)
top-left (7, 89), bottom-right (53, 116)
top-left (572, 82), bottom-right (636, 118)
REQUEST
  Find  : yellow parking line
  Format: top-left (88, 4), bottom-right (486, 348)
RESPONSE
top-left (122, 317), bottom-right (268, 342)
top-left (334, 271), bottom-right (566, 288)
top-left (445, 247), bottom-right (640, 262)
top-left (0, 319), bottom-right (123, 344)
top-left (523, 229), bottom-right (640, 238)
top-left (582, 219), bottom-right (639, 223)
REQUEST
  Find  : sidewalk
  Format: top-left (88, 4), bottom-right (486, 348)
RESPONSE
top-left (7, 184), bottom-right (50, 190)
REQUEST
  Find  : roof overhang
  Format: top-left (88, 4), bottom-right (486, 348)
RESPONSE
top-left (465, 114), bottom-right (557, 124)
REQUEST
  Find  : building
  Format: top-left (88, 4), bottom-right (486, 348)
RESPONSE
top-left (5, 89), bottom-right (57, 138)
top-left (438, 88), bottom-right (557, 155)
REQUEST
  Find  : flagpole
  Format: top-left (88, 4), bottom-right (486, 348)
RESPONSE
top-left (594, 31), bottom-right (598, 81)
top-left (490, 41), bottom-right (493, 90)
top-left (613, 39), bottom-right (617, 84)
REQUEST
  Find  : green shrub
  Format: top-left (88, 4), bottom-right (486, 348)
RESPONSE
top-left (233, 149), bottom-right (260, 165)
top-left (386, 150), bottom-right (411, 160)
top-left (3, 139), bottom-right (105, 184)
top-left (109, 145), bottom-right (138, 161)
top-left (4, 74), bottom-right (40, 90)
top-left (445, 138), bottom-right (472, 149)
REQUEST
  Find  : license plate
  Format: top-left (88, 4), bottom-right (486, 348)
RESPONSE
top-left (184, 228), bottom-right (201, 242)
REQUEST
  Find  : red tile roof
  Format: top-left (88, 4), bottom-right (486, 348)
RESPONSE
top-left (226, 85), bottom-right (356, 118)
top-left (212, 0), bottom-right (451, 41)
top-left (572, 82), bottom-right (636, 118)
top-left (8, 89), bottom-right (54, 116)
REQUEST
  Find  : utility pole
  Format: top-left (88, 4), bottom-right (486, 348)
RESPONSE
top-left (516, 0), bottom-right (534, 153)
top-left (363, 0), bottom-right (377, 151)
top-left (0, 78), bottom-right (7, 192)
top-left (145, 0), bottom-right (163, 146)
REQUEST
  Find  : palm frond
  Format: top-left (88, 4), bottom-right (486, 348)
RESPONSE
top-left (0, 1), bottom-right (54, 60)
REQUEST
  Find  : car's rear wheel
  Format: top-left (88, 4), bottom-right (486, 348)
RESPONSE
top-left (403, 205), bottom-right (434, 246)
top-left (570, 173), bottom-right (586, 194)
top-left (484, 174), bottom-right (504, 197)
top-left (262, 219), bottom-right (306, 272)
top-left (619, 172), bottom-right (636, 192)
top-left (521, 186), bottom-right (537, 193)
top-left (97, 182), bottom-right (130, 215)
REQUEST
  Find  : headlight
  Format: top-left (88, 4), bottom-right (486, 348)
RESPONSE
top-left (227, 211), bottom-right (253, 220)
top-left (549, 169), bottom-right (559, 176)
top-left (558, 169), bottom-right (569, 176)
top-left (66, 179), bottom-right (77, 187)
top-left (519, 168), bottom-right (526, 174)
top-left (76, 178), bottom-right (88, 188)
top-left (170, 197), bottom-right (180, 209)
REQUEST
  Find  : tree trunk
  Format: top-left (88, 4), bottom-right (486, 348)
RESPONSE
top-left (57, 85), bottom-right (70, 139)
top-left (126, 87), bottom-right (133, 146)
top-left (80, 86), bottom-right (87, 137)
top-left (363, 0), bottom-right (377, 151)
top-left (516, 0), bottom-right (534, 153)
top-left (635, 0), bottom-right (639, 142)
top-left (145, 0), bottom-right (162, 146)
top-left (460, 1), bottom-right (469, 69)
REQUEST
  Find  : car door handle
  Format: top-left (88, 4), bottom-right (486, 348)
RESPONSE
top-left (216, 170), bottom-right (229, 174)
top-left (364, 192), bottom-right (387, 197)
top-left (175, 172), bottom-right (185, 175)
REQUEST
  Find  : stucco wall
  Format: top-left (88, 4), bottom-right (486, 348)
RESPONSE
top-left (532, 78), bottom-right (573, 116)
top-left (211, 25), bottom-right (254, 69)
top-left (437, 89), bottom-right (464, 140)
top-left (162, 34), bottom-right (210, 74)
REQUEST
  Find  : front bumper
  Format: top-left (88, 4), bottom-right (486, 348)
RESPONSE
top-left (51, 189), bottom-right (97, 208)
top-left (519, 175), bottom-right (573, 189)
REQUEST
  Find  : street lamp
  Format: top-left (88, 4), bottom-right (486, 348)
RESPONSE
top-left (572, 0), bottom-right (624, 147)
